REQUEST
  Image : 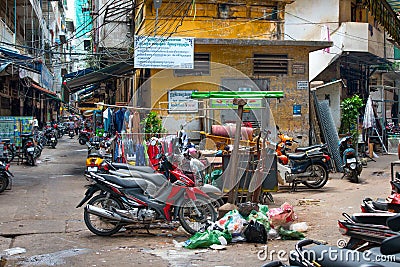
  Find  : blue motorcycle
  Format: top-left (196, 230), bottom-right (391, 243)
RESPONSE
top-left (339, 136), bottom-right (362, 183)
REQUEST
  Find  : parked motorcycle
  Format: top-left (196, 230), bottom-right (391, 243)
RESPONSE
top-left (0, 139), bottom-right (16, 163)
top-left (339, 135), bottom-right (362, 183)
top-left (21, 133), bottom-right (36, 166)
top-left (262, 234), bottom-right (400, 267)
top-left (77, 171), bottom-right (217, 236)
top-left (68, 128), bottom-right (75, 139)
top-left (78, 130), bottom-right (91, 145)
top-left (0, 160), bottom-right (13, 193)
top-left (44, 128), bottom-right (58, 148)
top-left (338, 212), bottom-right (400, 250)
top-left (274, 129), bottom-right (332, 190)
top-left (360, 179), bottom-right (400, 213)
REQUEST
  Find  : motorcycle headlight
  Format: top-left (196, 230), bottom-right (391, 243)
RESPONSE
top-left (350, 163), bottom-right (356, 169)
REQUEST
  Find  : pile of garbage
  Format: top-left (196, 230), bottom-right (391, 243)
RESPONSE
top-left (182, 202), bottom-right (308, 249)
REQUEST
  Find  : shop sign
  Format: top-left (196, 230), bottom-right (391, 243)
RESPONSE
top-left (134, 35), bottom-right (194, 69)
top-left (168, 90), bottom-right (198, 113)
top-left (210, 98), bottom-right (263, 109)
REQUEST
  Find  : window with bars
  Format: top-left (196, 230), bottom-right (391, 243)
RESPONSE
top-left (174, 53), bottom-right (210, 76)
top-left (253, 54), bottom-right (288, 76)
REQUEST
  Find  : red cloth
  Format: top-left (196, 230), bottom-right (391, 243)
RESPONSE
top-left (147, 144), bottom-right (160, 169)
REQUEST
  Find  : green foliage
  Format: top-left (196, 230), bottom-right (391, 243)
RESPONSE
top-left (340, 95), bottom-right (364, 141)
top-left (141, 111), bottom-right (166, 140)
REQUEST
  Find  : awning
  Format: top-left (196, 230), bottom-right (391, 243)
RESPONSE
top-left (63, 67), bottom-right (94, 79)
top-left (78, 84), bottom-right (99, 96)
top-left (0, 61), bottom-right (10, 73)
top-left (31, 83), bottom-right (57, 96)
top-left (0, 46), bottom-right (41, 73)
top-left (64, 61), bottom-right (134, 92)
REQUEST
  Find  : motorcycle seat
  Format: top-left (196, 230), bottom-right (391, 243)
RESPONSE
top-left (287, 153), bottom-right (306, 160)
top-left (1, 139), bottom-right (11, 143)
top-left (351, 213), bottom-right (395, 225)
top-left (111, 163), bottom-right (155, 173)
top-left (372, 201), bottom-right (389, 211)
top-left (98, 173), bottom-right (148, 189)
top-left (88, 152), bottom-right (103, 158)
top-left (111, 170), bottom-right (168, 188)
top-left (296, 144), bottom-right (324, 152)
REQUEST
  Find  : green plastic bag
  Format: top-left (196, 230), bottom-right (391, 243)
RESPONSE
top-left (278, 227), bottom-right (305, 240)
top-left (247, 210), bottom-right (270, 231)
top-left (184, 230), bottom-right (232, 249)
top-left (258, 204), bottom-right (269, 215)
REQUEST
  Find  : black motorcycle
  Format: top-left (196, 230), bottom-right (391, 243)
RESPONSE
top-left (44, 128), bottom-right (58, 148)
top-left (21, 133), bottom-right (36, 166)
top-left (278, 149), bottom-right (332, 191)
top-left (0, 160), bottom-right (13, 193)
top-left (338, 212), bottom-right (400, 250)
top-left (68, 128), bottom-right (75, 139)
top-left (339, 136), bottom-right (362, 183)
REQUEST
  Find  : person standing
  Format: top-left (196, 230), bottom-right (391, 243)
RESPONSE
top-left (31, 117), bottom-right (39, 133)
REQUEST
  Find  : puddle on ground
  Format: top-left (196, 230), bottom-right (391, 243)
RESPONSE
top-left (19, 248), bottom-right (91, 266)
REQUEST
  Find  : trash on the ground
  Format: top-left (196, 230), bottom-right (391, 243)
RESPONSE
top-left (247, 207), bottom-right (270, 230)
top-left (215, 210), bottom-right (247, 236)
top-left (183, 201), bottom-right (305, 249)
top-left (267, 202), bottom-right (297, 228)
top-left (183, 230), bottom-right (232, 249)
top-left (298, 198), bottom-right (321, 206)
top-left (289, 222), bottom-right (308, 232)
top-left (267, 228), bottom-right (279, 240)
top-left (237, 202), bottom-right (259, 218)
top-left (218, 236), bottom-right (228, 246)
top-left (218, 203), bottom-right (239, 219)
top-left (172, 240), bottom-right (184, 248)
top-left (278, 227), bottom-right (305, 240)
top-left (3, 247), bottom-right (26, 256)
top-left (243, 220), bottom-right (268, 244)
top-left (209, 244), bottom-right (227, 250)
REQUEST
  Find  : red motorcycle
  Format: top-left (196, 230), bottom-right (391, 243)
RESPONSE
top-left (77, 171), bottom-right (217, 235)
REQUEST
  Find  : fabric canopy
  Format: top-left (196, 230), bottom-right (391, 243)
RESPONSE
top-left (64, 61), bottom-right (134, 92)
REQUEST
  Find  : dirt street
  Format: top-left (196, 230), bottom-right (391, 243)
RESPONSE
top-left (0, 136), bottom-right (397, 267)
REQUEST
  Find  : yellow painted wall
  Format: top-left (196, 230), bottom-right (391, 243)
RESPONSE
top-left (136, 1), bottom-right (289, 39)
top-left (143, 44), bottom-right (311, 139)
top-left (133, 0), bottom-right (318, 141)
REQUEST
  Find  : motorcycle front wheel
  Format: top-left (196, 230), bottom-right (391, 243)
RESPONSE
top-left (26, 154), bottom-right (35, 166)
top-left (0, 175), bottom-right (8, 193)
top-left (178, 196), bottom-right (217, 235)
top-left (3, 146), bottom-right (14, 163)
top-left (79, 138), bottom-right (87, 145)
top-left (302, 163), bottom-right (328, 189)
top-left (84, 194), bottom-right (123, 236)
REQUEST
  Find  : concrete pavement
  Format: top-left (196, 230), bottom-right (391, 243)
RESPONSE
top-left (0, 136), bottom-right (398, 266)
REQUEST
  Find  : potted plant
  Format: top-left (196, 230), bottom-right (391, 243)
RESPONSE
top-left (339, 94), bottom-right (364, 144)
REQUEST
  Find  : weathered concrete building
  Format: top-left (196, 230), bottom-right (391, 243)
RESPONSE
top-left (132, 0), bottom-right (332, 142)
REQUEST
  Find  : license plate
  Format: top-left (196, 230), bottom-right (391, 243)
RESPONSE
top-left (87, 167), bottom-right (98, 172)
top-left (27, 147), bottom-right (35, 152)
top-left (51, 138), bottom-right (55, 141)
top-left (347, 158), bottom-right (357, 163)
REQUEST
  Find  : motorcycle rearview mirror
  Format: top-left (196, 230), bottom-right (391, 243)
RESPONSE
top-left (296, 135), bottom-right (303, 139)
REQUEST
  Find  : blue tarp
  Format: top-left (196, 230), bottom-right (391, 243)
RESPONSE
top-left (0, 46), bottom-right (41, 73)
top-left (63, 67), bottom-right (95, 79)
